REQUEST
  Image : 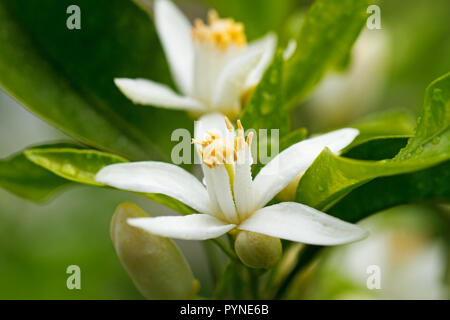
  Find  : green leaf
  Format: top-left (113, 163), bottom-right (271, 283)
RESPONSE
top-left (241, 50), bottom-right (290, 135)
top-left (328, 161), bottom-right (450, 223)
top-left (284, 0), bottom-right (370, 108)
top-left (0, 0), bottom-right (192, 161)
top-left (296, 73), bottom-right (450, 217)
top-left (0, 145), bottom-right (74, 202)
top-left (24, 148), bottom-right (195, 214)
top-left (343, 137), bottom-right (409, 161)
top-left (199, 0), bottom-right (297, 40)
top-left (280, 128), bottom-right (308, 151)
top-left (24, 148), bottom-right (127, 186)
top-left (347, 108), bottom-right (415, 150)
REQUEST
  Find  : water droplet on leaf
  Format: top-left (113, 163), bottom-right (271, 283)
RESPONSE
top-left (415, 146), bottom-right (424, 155)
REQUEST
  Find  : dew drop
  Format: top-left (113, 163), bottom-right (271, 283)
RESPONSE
top-left (433, 88), bottom-right (443, 101)
top-left (415, 146), bottom-right (424, 155)
top-left (318, 185), bottom-right (324, 192)
top-left (62, 163), bottom-right (77, 175)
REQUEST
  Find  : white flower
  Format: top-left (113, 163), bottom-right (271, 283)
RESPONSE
top-left (114, 0), bottom-right (276, 119)
top-left (96, 114), bottom-right (367, 245)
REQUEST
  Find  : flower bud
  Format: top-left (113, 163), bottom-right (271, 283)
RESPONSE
top-left (234, 231), bottom-right (282, 269)
top-left (111, 202), bottom-right (198, 299)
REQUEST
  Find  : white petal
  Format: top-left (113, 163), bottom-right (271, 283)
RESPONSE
top-left (192, 43), bottom-right (243, 107)
top-left (233, 145), bottom-right (254, 220)
top-left (212, 48), bottom-right (265, 113)
top-left (128, 214), bottom-right (235, 240)
top-left (114, 78), bottom-right (206, 111)
top-left (204, 165), bottom-right (238, 224)
top-left (154, 0), bottom-right (193, 95)
top-left (194, 112), bottom-right (233, 141)
top-left (252, 128), bottom-right (359, 209)
top-left (201, 163), bottom-right (225, 221)
top-left (96, 161), bottom-right (211, 214)
top-left (245, 32), bottom-right (277, 88)
top-left (239, 202), bottom-right (368, 245)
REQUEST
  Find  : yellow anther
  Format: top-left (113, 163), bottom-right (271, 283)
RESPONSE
top-left (206, 131), bottom-right (220, 140)
top-left (203, 158), bottom-right (215, 168)
top-left (224, 116), bottom-right (234, 132)
top-left (237, 120), bottom-right (244, 131)
top-left (196, 117), bottom-right (252, 167)
top-left (246, 131), bottom-right (254, 146)
top-left (192, 10), bottom-right (246, 50)
top-left (194, 19), bottom-right (204, 28)
top-left (192, 138), bottom-right (208, 146)
top-left (208, 10), bottom-right (219, 24)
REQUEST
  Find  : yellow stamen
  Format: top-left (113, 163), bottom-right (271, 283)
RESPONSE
top-left (224, 116), bottom-right (234, 132)
top-left (192, 10), bottom-right (247, 50)
top-left (206, 131), bottom-right (220, 140)
top-left (192, 138), bottom-right (208, 146)
top-left (246, 131), bottom-right (254, 147)
top-left (196, 117), bottom-right (252, 168)
top-left (208, 10), bottom-right (219, 24)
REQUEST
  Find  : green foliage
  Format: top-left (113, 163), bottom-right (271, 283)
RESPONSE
top-left (242, 51), bottom-right (290, 135)
top-left (0, 0), bottom-right (192, 161)
top-left (25, 148), bottom-right (127, 186)
top-left (0, 150), bottom-right (71, 202)
top-left (199, 0), bottom-right (297, 40)
top-left (280, 128), bottom-right (308, 151)
top-left (24, 147), bottom-right (195, 214)
top-left (346, 109), bottom-right (415, 150)
top-left (343, 137), bottom-right (409, 161)
top-left (284, 0), bottom-right (370, 108)
top-left (296, 73), bottom-right (450, 220)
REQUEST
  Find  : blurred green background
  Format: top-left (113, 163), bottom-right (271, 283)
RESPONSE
top-left (0, 0), bottom-right (449, 299)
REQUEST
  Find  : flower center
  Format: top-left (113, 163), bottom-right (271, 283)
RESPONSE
top-left (193, 117), bottom-right (253, 168)
top-left (192, 10), bottom-right (247, 50)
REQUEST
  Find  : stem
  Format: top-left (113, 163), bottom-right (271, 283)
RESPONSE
top-left (210, 238), bottom-right (239, 262)
top-left (273, 245), bottom-right (322, 299)
top-left (231, 263), bottom-right (244, 299)
top-left (214, 262), bottom-right (233, 299)
top-left (203, 241), bottom-right (222, 286)
top-left (249, 270), bottom-right (260, 299)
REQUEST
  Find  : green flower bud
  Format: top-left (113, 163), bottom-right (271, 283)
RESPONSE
top-left (111, 202), bottom-right (199, 299)
top-left (234, 231), bottom-right (282, 269)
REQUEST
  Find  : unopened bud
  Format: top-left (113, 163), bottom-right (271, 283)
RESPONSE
top-left (111, 202), bottom-right (198, 299)
top-left (235, 231), bottom-right (282, 269)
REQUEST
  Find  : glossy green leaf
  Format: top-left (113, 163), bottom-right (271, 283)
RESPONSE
top-left (0, 144), bottom-right (78, 201)
top-left (346, 108), bottom-right (415, 150)
top-left (199, 0), bottom-right (297, 40)
top-left (328, 161), bottom-right (450, 223)
top-left (280, 128), bottom-right (308, 151)
top-left (343, 137), bottom-right (409, 161)
top-left (242, 50), bottom-right (290, 135)
top-left (25, 148), bottom-right (127, 186)
top-left (0, 0), bottom-right (192, 161)
top-left (24, 148), bottom-right (195, 214)
top-left (284, 0), bottom-right (370, 108)
top-left (0, 152), bottom-right (70, 202)
top-left (296, 73), bottom-right (450, 216)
